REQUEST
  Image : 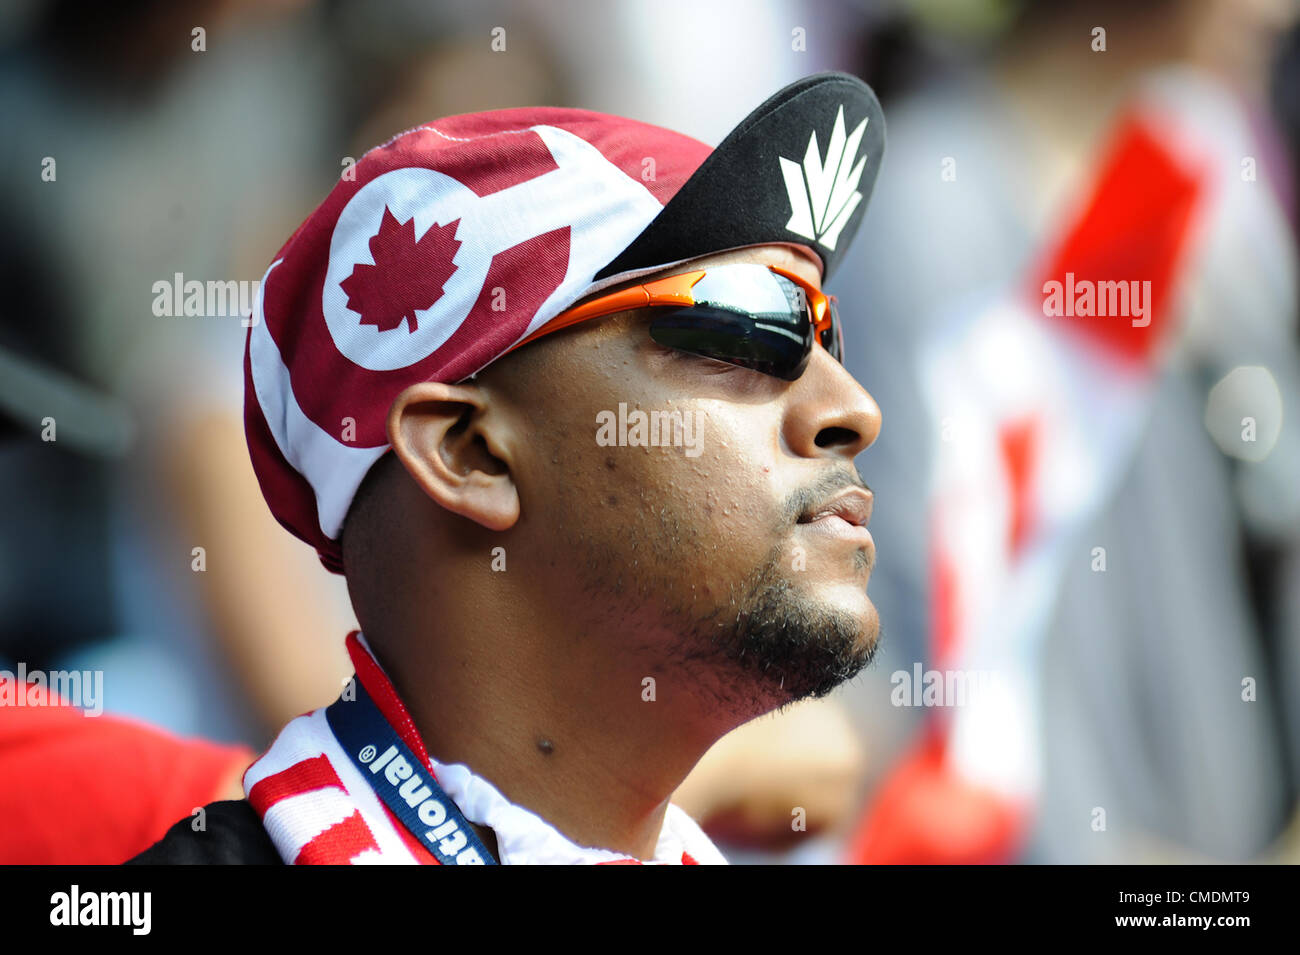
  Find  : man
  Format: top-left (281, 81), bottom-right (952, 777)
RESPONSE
top-left (131, 71), bottom-right (886, 864)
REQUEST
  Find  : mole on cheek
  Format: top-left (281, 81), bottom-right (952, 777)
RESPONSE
top-left (536, 738), bottom-right (555, 756)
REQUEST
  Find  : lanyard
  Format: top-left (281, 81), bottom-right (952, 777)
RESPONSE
top-left (326, 679), bottom-right (498, 865)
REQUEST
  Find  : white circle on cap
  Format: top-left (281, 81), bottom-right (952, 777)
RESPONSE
top-left (323, 168), bottom-right (487, 371)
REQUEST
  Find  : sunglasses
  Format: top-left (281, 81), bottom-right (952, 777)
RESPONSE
top-left (502, 263), bottom-right (843, 381)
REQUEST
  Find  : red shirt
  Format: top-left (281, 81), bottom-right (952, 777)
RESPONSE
top-left (0, 678), bottom-right (255, 864)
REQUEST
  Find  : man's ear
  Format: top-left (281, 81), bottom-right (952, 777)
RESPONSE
top-left (386, 381), bottom-right (520, 532)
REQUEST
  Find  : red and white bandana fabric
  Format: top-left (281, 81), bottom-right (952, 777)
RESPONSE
top-left (244, 108), bottom-right (713, 571)
top-left (243, 632), bottom-right (727, 865)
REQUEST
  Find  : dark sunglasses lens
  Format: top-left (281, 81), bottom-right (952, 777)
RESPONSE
top-left (649, 304), bottom-right (811, 381)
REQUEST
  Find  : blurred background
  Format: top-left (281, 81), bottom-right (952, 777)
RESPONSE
top-left (0, 0), bottom-right (1298, 864)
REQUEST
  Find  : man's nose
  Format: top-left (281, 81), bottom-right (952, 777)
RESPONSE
top-left (781, 344), bottom-right (881, 460)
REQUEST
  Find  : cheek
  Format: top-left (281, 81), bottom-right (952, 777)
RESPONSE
top-left (628, 401), bottom-right (789, 583)
top-left (682, 403), bottom-right (782, 530)
top-left (530, 379), bottom-right (790, 592)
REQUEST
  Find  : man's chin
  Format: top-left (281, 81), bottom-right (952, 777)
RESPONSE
top-left (725, 575), bottom-right (880, 705)
top-left (818, 578), bottom-right (880, 642)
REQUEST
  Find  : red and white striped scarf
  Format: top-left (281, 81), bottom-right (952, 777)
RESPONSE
top-left (243, 632), bottom-right (726, 865)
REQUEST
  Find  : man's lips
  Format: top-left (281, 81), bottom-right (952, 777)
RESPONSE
top-left (797, 487), bottom-right (874, 548)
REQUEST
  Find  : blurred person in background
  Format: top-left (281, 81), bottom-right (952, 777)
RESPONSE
top-left (836, 0), bottom-right (1300, 862)
top-left (0, 0), bottom-right (355, 747)
top-left (0, 230), bottom-right (254, 864)
top-left (0, 0), bottom-right (355, 862)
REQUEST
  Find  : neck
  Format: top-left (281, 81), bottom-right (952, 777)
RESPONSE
top-left (367, 612), bottom-right (741, 861)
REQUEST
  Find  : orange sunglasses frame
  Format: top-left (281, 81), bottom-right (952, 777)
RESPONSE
top-left (501, 263), bottom-right (839, 361)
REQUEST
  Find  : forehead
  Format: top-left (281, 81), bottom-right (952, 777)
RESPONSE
top-left (655, 243), bottom-right (822, 288)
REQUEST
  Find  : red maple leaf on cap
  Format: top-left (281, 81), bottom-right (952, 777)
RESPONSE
top-left (340, 206), bottom-right (461, 333)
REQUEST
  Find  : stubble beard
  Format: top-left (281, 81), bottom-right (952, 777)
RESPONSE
top-left (569, 501), bottom-right (879, 720)
top-left (669, 536), bottom-right (879, 718)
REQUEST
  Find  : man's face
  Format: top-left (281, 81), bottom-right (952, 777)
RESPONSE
top-left (493, 243), bottom-right (882, 716)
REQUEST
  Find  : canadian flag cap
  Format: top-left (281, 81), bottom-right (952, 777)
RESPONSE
top-left (244, 73), bottom-right (885, 572)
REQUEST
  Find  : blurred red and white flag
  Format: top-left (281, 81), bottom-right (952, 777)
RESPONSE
top-left (848, 96), bottom-right (1215, 864)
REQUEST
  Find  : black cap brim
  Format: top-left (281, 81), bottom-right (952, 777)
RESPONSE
top-left (595, 71), bottom-right (885, 285)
